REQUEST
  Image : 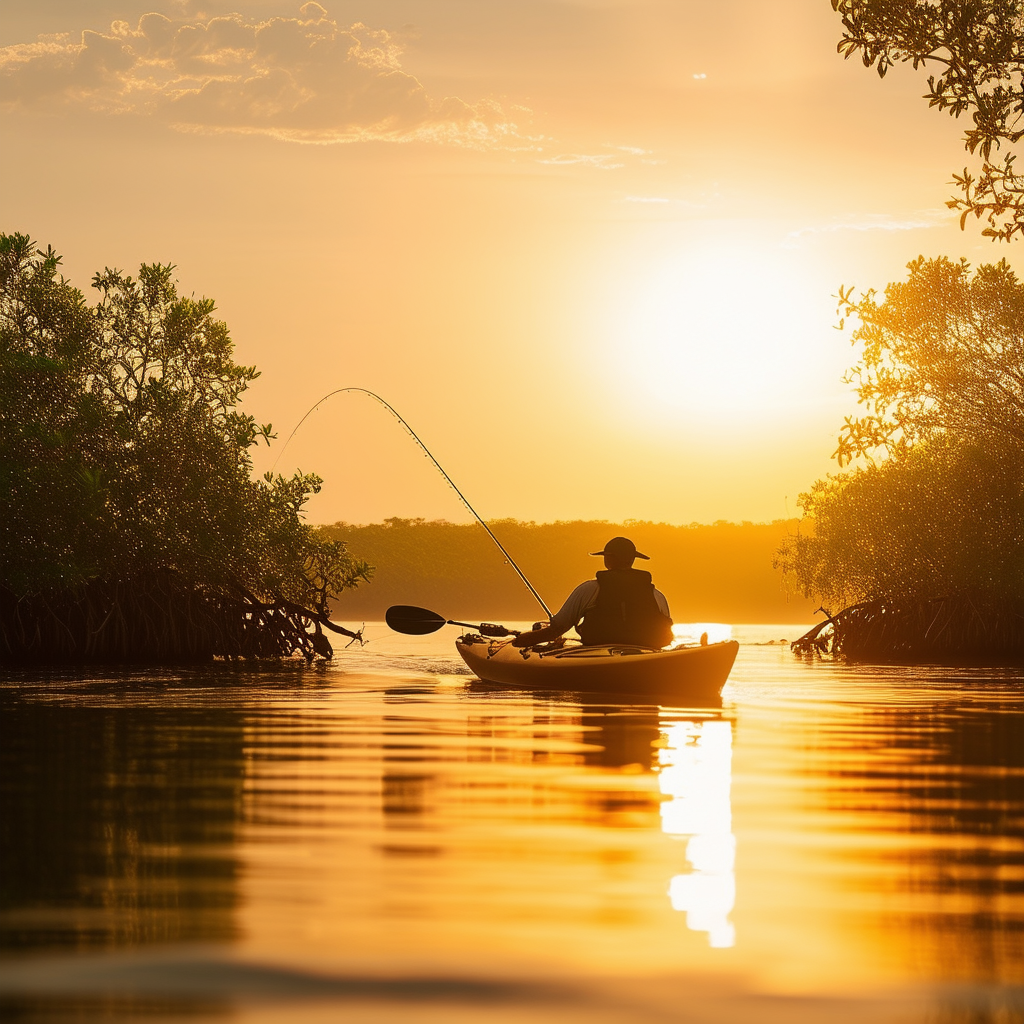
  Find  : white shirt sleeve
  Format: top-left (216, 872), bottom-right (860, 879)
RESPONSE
top-left (654, 588), bottom-right (671, 619)
top-left (549, 580), bottom-right (600, 633)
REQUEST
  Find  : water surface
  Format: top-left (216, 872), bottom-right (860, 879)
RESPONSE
top-left (1, 624), bottom-right (1022, 1022)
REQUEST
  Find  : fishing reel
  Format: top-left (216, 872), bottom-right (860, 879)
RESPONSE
top-left (478, 622), bottom-right (520, 638)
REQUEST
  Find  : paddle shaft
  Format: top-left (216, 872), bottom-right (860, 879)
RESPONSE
top-left (447, 619), bottom-right (521, 637)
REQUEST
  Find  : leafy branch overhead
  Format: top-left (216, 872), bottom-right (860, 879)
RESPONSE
top-left (833, 0), bottom-right (1024, 241)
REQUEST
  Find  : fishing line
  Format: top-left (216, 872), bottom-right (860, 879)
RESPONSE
top-left (271, 387), bottom-right (552, 618)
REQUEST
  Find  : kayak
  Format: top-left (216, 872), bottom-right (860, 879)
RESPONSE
top-left (455, 634), bottom-right (739, 702)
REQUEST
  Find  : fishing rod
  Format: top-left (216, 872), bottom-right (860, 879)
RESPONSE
top-left (271, 387), bottom-right (552, 618)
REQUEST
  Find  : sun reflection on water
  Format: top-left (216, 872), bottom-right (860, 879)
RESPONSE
top-left (657, 719), bottom-right (735, 948)
top-left (672, 622), bottom-right (733, 645)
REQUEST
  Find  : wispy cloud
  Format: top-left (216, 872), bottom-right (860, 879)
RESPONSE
top-left (535, 143), bottom-right (655, 170)
top-left (0, 3), bottom-right (525, 146)
top-left (623, 196), bottom-right (670, 203)
top-left (537, 153), bottom-right (624, 169)
top-left (783, 210), bottom-right (953, 247)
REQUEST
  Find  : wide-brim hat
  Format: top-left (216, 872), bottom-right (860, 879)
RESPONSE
top-left (590, 536), bottom-right (650, 560)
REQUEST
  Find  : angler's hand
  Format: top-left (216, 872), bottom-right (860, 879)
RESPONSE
top-left (513, 624), bottom-right (559, 648)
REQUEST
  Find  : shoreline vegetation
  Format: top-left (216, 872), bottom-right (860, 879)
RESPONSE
top-left (779, 257), bottom-right (1023, 666)
top-left (1, 234), bottom-right (370, 665)
top-left (782, 9), bottom-right (1024, 667)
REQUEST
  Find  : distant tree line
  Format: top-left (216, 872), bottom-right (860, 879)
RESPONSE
top-left (320, 518), bottom-right (817, 624)
top-left (0, 233), bottom-right (370, 663)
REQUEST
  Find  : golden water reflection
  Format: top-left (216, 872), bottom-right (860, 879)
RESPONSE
top-left (658, 719), bottom-right (735, 947)
top-left (2, 644), bottom-right (1023, 1023)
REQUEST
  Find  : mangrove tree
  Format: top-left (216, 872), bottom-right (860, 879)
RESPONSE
top-left (0, 232), bottom-right (370, 663)
top-left (780, 255), bottom-right (1024, 662)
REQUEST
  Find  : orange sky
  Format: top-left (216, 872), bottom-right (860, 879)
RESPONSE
top-left (0, 1), bottom-right (1008, 525)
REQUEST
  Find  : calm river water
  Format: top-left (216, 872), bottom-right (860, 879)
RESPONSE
top-left (1, 623), bottom-right (1022, 1023)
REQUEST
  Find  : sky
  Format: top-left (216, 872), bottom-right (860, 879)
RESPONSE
top-left (0, 0), bottom-right (1009, 526)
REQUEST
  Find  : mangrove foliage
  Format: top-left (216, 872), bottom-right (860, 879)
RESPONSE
top-left (0, 232), bottom-right (371, 663)
top-left (780, 256), bottom-right (1024, 663)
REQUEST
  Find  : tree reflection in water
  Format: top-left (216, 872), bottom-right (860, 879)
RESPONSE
top-left (0, 696), bottom-right (244, 951)
top-left (809, 690), bottom-right (1024, 983)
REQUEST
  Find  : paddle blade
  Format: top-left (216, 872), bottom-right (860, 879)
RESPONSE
top-left (385, 605), bottom-right (447, 635)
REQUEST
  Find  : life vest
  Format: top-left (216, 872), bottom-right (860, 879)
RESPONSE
top-left (577, 569), bottom-right (674, 648)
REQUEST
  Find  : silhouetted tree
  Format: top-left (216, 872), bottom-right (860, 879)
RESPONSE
top-left (833, 0), bottom-right (1024, 241)
top-left (779, 256), bottom-right (1024, 661)
top-left (0, 232), bottom-right (371, 662)
top-left (781, 436), bottom-right (1022, 611)
top-left (833, 256), bottom-right (1024, 465)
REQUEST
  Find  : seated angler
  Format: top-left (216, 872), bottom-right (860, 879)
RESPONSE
top-left (512, 536), bottom-right (674, 650)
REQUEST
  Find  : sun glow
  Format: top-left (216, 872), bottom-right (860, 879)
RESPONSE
top-left (611, 241), bottom-right (825, 425)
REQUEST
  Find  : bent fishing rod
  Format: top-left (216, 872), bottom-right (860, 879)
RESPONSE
top-left (271, 387), bottom-right (552, 619)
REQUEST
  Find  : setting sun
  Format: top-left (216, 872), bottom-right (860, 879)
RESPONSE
top-left (610, 240), bottom-right (830, 425)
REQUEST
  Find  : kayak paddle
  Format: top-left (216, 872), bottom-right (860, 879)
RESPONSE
top-left (385, 605), bottom-right (520, 638)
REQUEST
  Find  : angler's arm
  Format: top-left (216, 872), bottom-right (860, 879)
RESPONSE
top-left (512, 582), bottom-right (595, 648)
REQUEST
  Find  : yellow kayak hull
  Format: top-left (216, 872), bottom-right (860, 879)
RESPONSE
top-left (455, 636), bottom-right (739, 703)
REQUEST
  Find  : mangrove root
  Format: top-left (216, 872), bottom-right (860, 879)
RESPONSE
top-left (0, 570), bottom-right (361, 665)
top-left (791, 595), bottom-right (1024, 665)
